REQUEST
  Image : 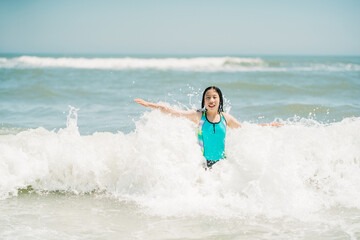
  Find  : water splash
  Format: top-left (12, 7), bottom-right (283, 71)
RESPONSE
top-left (66, 105), bottom-right (79, 130)
top-left (0, 110), bottom-right (360, 220)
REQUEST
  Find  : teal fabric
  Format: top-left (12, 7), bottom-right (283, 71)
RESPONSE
top-left (199, 112), bottom-right (227, 161)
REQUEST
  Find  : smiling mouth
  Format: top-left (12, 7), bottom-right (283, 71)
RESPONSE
top-left (208, 105), bottom-right (216, 108)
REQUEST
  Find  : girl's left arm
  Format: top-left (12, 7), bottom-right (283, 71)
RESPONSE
top-left (222, 112), bottom-right (242, 128)
top-left (258, 122), bottom-right (284, 127)
top-left (222, 112), bottom-right (284, 128)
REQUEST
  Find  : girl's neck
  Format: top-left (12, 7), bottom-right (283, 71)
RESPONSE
top-left (206, 111), bottom-right (219, 118)
top-left (206, 111), bottom-right (220, 122)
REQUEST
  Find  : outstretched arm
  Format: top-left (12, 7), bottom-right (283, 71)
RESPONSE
top-left (134, 99), bottom-right (201, 124)
top-left (258, 122), bottom-right (284, 127)
top-left (222, 112), bottom-right (284, 128)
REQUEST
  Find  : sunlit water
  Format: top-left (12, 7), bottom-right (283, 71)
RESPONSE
top-left (1, 54), bottom-right (360, 239)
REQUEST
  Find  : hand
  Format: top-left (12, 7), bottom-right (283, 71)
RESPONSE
top-left (134, 98), bottom-right (152, 108)
top-left (270, 122), bottom-right (284, 127)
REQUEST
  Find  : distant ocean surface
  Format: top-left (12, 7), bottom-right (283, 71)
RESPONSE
top-left (1, 54), bottom-right (360, 239)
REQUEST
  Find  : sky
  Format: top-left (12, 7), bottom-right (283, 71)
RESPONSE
top-left (0, 0), bottom-right (359, 55)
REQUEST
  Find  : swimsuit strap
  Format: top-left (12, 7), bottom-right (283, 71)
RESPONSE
top-left (219, 112), bottom-right (227, 159)
top-left (197, 112), bottom-right (206, 154)
top-left (220, 112), bottom-right (227, 127)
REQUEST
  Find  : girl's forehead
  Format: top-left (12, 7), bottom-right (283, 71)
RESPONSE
top-left (205, 89), bottom-right (219, 96)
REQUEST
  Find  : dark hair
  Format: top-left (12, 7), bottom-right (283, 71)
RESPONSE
top-left (201, 86), bottom-right (224, 113)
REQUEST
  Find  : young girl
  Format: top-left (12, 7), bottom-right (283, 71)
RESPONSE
top-left (134, 86), bottom-right (283, 168)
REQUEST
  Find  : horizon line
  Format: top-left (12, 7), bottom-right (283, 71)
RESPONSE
top-left (0, 52), bottom-right (359, 57)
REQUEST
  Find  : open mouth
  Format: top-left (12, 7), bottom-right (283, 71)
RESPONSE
top-left (208, 104), bottom-right (216, 108)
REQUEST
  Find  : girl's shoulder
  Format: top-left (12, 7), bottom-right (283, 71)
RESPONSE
top-left (194, 110), bottom-right (204, 122)
top-left (221, 112), bottom-right (242, 128)
top-left (221, 112), bottom-right (230, 122)
top-left (184, 110), bottom-right (203, 124)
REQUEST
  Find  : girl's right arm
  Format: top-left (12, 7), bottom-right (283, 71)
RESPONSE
top-left (134, 99), bottom-right (201, 124)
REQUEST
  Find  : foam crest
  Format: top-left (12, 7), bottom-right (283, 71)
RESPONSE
top-left (0, 56), bottom-right (267, 71)
top-left (1, 56), bottom-right (359, 72)
top-left (0, 108), bottom-right (359, 219)
top-left (294, 63), bottom-right (360, 72)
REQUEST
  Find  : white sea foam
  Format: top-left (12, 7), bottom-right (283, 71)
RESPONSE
top-left (0, 56), bottom-right (268, 71)
top-left (293, 63), bottom-right (360, 72)
top-left (1, 56), bottom-right (359, 72)
top-left (0, 108), bottom-right (360, 220)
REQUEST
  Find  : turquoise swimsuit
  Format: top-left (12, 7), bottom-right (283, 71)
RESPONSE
top-left (198, 111), bottom-right (227, 166)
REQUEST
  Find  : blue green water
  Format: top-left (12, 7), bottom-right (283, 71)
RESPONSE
top-left (1, 54), bottom-right (360, 239)
top-left (1, 54), bottom-right (359, 134)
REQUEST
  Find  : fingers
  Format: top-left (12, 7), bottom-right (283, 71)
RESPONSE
top-left (134, 98), bottom-right (145, 104)
top-left (134, 98), bottom-right (144, 105)
top-left (134, 98), bottom-right (150, 107)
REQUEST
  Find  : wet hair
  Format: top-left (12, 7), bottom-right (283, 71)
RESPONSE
top-left (200, 86), bottom-right (224, 113)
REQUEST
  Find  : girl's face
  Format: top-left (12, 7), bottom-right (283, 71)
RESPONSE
top-left (204, 89), bottom-right (220, 113)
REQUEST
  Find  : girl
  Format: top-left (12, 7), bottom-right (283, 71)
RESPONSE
top-left (134, 86), bottom-right (282, 168)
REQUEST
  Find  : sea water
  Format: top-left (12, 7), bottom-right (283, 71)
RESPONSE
top-left (0, 54), bottom-right (360, 239)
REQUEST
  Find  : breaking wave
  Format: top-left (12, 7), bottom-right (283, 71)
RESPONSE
top-left (1, 107), bottom-right (360, 220)
top-left (1, 56), bottom-right (359, 72)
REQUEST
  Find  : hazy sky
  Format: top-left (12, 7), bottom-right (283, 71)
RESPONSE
top-left (0, 0), bottom-right (359, 55)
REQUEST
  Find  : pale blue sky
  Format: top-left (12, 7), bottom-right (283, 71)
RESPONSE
top-left (0, 0), bottom-right (359, 55)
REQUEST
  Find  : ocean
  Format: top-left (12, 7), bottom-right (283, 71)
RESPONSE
top-left (1, 54), bottom-right (360, 239)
